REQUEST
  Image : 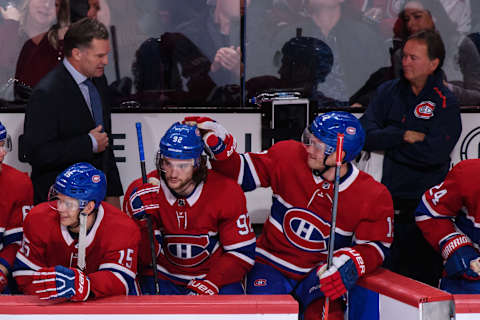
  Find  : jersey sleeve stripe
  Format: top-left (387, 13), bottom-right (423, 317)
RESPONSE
top-left (226, 251), bottom-right (255, 266)
top-left (111, 271), bottom-right (129, 295)
top-left (4, 227), bottom-right (22, 236)
top-left (244, 154), bottom-right (262, 188)
top-left (223, 237), bottom-right (256, 250)
top-left (99, 263), bottom-right (136, 279)
top-left (15, 252), bottom-right (42, 271)
top-left (256, 247), bottom-right (312, 274)
top-left (237, 154), bottom-right (245, 185)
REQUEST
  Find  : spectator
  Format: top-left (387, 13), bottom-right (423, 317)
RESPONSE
top-left (0, 121), bottom-right (33, 294)
top-left (0, 3), bottom-right (22, 94)
top-left (416, 159), bottom-right (480, 294)
top-left (124, 122), bottom-right (255, 295)
top-left (246, 35), bottom-right (348, 109)
top-left (13, 162), bottom-right (140, 300)
top-left (22, 17), bottom-right (123, 207)
top-left (188, 112), bottom-right (393, 319)
top-left (360, 29), bottom-right (462, 286)
top-left (15, 0), bottom-right (69, 91)
top-left (271, 0), bottom-right (389, 103)
top-left (175, 0), bottom-right (251, 87)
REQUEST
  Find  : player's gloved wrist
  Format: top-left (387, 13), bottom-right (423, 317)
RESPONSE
top-left (440, 234), bottom-right (480, 279)
top-left (0, 268), bottom-right (8, 293)
top-left (182, 116), bottom-right (236, 161)
top-left (291, 267), bottom-right (324, 311)
top-left (129, 183), bottom-right (159, 220)
top-left (317, 248), bottom-right (366, 300)
top-left (32, 266), bottom-right (90, 301)
top-left (186, 279), bottom-right (219, 295)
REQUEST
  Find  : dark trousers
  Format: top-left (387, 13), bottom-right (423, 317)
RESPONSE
top-left (384, 198), bottom-right (444, 287)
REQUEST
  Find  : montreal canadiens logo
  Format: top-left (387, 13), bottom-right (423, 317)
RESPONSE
top-left (254, 279), bottom-right (267, 287)
top-left (164, 235), bottom-right (211, 267)
top-left (414, 101), bottom-right (435, 119)
top-left (283, 208), bottom-right (330, 252)
top-left (91, 175), bottom-right (101, 183)
top-left (346, 126), bottom-right (356, 135)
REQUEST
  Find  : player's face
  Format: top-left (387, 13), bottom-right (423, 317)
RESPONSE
top-left (303, 132), bottom-right (329, 170)
top-left (161, 157), bottom-right (196, 194)
top-left (76, 38), bottom-right (109, 78)
top-left (402, 39), bottom-right (438, 85)
top-left (55, 194), bottom-right (81, 227)
top-left (403, 2), bottom-right (435, 35)
top-left (0, 137), bottom-right (12, 172)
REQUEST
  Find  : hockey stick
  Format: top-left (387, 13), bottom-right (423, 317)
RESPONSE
top-left (135, 122), bottom-right (160, 294)
top-left (323, 133), bottom-right (344, 320)
top-left (77, 210), bottom-right (87, 271)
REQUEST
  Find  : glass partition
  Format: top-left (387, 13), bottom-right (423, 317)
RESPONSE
top-left (0, 0), bottom-right (478, 109)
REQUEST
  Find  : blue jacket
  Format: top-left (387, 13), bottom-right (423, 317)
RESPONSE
top-left (360, 70), bottom-right (461, 199)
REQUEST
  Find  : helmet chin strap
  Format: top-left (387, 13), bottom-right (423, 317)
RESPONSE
top-left (312, 153), bottom-right (333, 177)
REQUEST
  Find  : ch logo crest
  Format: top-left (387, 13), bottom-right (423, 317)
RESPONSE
top-left (164, 234), bottom-right (211, 267)
top-left (283, 208), bottom-right (330, 252)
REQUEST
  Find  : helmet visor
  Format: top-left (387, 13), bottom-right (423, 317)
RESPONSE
top-left (301, 128), bottom-right (334, 155)
top-left (48, 186), bottom-right (81, 212)
top-left (159, 157), bottom-right (195, 173)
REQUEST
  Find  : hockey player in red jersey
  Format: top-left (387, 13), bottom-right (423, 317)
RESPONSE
top-left (13, 162), bottom-right (141, 301)
top-left (0, 121), bottom-right (33, 293)
top-left (416, 159), bottom-right (480, 293)
top-left (185, 112), bottom-right (394, 319)
top-left (124, 122), bottom-right (256, 295)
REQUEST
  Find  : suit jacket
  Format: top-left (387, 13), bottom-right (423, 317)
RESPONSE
top-left (23, 62), bottom-right (123, 204)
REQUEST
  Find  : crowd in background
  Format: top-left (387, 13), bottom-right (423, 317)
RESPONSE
top-left (0, 0), bottom-right (478, 108)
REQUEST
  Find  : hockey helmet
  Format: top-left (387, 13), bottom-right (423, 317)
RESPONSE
top-left (158, 122), bottom-right (204, 161)
top-left (306, 111), bottom-right (365, 162)
top-left (0, 121), bottom-right (12, 152)
top-left (51, 162), bottom-right (107, 209)
top-left (281, 36), bottom-right (333, 83)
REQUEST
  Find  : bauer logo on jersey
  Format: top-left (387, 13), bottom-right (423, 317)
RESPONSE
top-left (414, 101), bottom-right (435, 119)
top-left (164, 234), bottom-right (211, 267)
top-left (92, 175), bottom-right (101, 183)
top-left (283, 208), bottom-right (330, 252)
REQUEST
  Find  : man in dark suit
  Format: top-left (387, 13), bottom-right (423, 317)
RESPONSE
top-left (23, 17), bottom-right (123, 207)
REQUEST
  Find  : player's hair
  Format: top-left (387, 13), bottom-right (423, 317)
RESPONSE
top-left (407, 29), bottom-right (445, 70)
top-left (64, 17), bottom-right (109, 57)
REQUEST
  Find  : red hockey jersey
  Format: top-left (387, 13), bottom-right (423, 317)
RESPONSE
top-left (416, 159), bottom-right (480, 251)
top-left (0, 164), bottom-right (33, 271)
top-left (213, 140), bottom-right (394, 280)
top-left (13, 202), bottom-right (141, 298)
top-left (124, 170), bottom-right (256, 289)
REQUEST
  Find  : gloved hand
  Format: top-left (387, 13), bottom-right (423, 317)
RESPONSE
top-left (441, 234), bottom-right (480, 279)
top-left (32, 266), bottom-right (90, 301)
top-left (186, 279), bottom-right (219, 295)
top-left (183, 116), bottom-right (236, 161)
top-left (317, 248), bottom-right (366, 300)
top-left (0, 269), bottom-right (8, 293)
top-left (129, 183), bottom-right (159, 220)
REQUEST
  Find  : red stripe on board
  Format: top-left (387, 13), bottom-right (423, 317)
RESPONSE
top-left (0, 295), bottom-right (298, 315)
top-left (454, 295), bottom-right (480, 313)
top-left (357, 268), bottom-right (452, 307)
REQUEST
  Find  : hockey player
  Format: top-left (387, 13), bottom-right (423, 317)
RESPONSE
top-left (13, 162), bottom-right (140, 301)
top-left (0, 121), bottom-right (33, 293)
top-left (124, 122), bottom-right (256, 295)
top-left (185, 112), bottom-right (394, 319)
top-left (416, 159), bottom-right (480, 294)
